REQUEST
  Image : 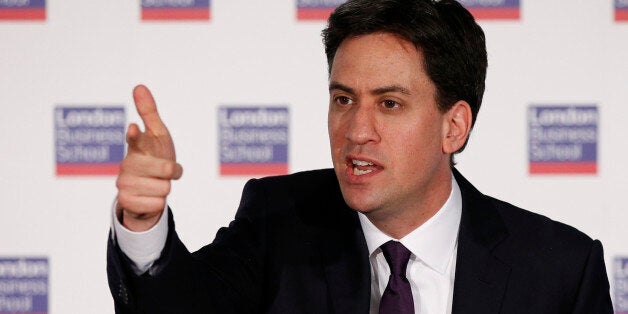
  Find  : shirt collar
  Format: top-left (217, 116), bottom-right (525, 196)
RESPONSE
top-left (358, 175), bottom-right (462, 274)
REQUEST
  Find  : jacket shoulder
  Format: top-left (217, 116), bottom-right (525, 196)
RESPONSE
top-left (479, 195), bottom-right (611, 313)
top-left (234, 168), bottom-right (348, 223)
top-left (241, 168), bottom-right (340, 213)
top-left (489, 196), bottom-right (594, 250)
top-left (253, 168), bottom-right (337, 187)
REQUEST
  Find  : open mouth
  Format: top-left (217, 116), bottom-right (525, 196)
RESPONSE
top-left (348, 158), bottom-right (381, 176)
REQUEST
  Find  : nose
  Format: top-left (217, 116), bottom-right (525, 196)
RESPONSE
top-left (345, 105), bottom-right (380, 145)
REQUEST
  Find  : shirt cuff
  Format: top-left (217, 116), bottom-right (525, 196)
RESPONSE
top-left (111, 199), bottom-right (169, 275)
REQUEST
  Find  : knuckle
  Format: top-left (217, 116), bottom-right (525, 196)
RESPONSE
top-left (119, 154), bottom-right (140, 172)
top-left (115, 175), bottom-right (132, 191)
top-left (163, 161), bottom-right (176, 178)
top-left (118, 158), bottom-right (130, 172)
top-left (163, 181), bottom-right (172, 195)
top-left (115, 177), bottom-right (123, 190)
top-left (154, 198), bottom-right (166, 211)
top-left (117, 192), bottom-right (132, 209)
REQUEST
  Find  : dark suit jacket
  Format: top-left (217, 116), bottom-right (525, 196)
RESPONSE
top-left (107, 168), bottom-right (613, 313)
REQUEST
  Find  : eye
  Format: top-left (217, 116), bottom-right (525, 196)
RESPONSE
top-left (382, 99), bottom-right (400, 109)
top-left (334, 96), bottom-right (353, 106)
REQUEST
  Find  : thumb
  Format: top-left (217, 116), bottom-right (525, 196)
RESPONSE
top-left (126, 123), bottom-right (141, 146)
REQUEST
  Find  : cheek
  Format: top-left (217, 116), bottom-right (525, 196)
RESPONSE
top-left (328, 114), bottom-right (344, 140)
top-left (328, 120), bottom-right (344, 158)
top-left (389, 122), bottom-right (441, 164)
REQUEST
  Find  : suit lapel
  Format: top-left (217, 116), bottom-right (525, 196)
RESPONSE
top-left (451, 170), bottom-right (511, 314)
top-left (320, 212), bottom-right (371, 314)
top-left (297, 170), bottom-right (371, 314)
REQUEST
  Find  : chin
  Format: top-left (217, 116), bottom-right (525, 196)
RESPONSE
top-left (341, 193), bottom-right (378, 214)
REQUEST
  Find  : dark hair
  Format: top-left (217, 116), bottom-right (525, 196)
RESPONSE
top-left (322, 0), bottom-right (487, 164)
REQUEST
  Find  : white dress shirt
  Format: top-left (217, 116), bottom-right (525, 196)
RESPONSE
top-left (358, 176), bottom-right (462, 314)
top-left (113, 177), bottom-right (462, 313)
top-left (111, 200), bottom-right (169, 275)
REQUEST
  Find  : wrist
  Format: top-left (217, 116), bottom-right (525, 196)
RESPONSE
top-left (120, 209), bottom-right (163, 232)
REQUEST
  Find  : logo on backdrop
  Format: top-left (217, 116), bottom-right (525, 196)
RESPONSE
top-left (616, 0), bottom-right (628, 21)
top-left (457, 0), bottom-right (520, 20)
top-left (219, 106), bottom-right (289, 176)
top-left (0, 257), bottom-right (48, 314)
top-left (141, 0), bottom-right (210, 21)
top-left (296, 0), bottom-right (345, 21)
top-left (54, 106), bottom-right (126, 176)
top-left (0, 0), bottom-right (45, 20)
top-left (528, 105), bottom-right (598, 175)
top-left (615, 257), bottom-right (628, 313)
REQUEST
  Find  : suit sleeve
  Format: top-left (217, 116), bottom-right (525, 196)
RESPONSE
top-left (571, 239), bottom-right (614, 314)
top-left (107, 179), bottom-right (268, 314)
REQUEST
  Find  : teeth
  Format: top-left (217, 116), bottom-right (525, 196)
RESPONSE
top-left (353, 167), bottom-right (373, 176)
top-left (352, 159), bottom-right (374, 166)
top-left (351, 159), bottom-right (375, 176)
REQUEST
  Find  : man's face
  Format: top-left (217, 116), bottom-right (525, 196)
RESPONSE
top-left (328, 33), bottom-right (453, 221)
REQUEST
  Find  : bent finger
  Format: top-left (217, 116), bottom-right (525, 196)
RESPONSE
top-left (120, 154), bottom-right (183, 180)
top-left (117, 192), bottom-right (166, 217)
top-left (116, 175), bottom-right (172, 198)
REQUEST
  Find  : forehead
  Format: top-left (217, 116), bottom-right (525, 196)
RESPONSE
top-left (329, 33), bottom-right (431, 90)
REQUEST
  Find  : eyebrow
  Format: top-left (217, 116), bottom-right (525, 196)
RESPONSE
top-left (372, 85), bottom-right (411, 96)
top-left (329, 82), bottom-right (355, 94)
top-left (329, 81), bottom-right (411, 96)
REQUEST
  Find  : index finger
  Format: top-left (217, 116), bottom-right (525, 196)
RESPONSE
top-left (133, 85), bottom-right (168, 135)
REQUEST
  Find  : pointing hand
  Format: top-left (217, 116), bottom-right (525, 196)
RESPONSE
top-left (115, 85), bottom-right (183, 231)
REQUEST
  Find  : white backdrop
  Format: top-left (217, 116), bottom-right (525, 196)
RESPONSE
top-left (1, 1), bottom-right (627, 312)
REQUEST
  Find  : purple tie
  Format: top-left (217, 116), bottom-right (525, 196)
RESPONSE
top-left (379, 240), bottom-right (414, 314)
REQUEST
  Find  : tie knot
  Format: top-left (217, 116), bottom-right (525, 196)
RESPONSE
top-left (380, 240), bottom-right (411, 276)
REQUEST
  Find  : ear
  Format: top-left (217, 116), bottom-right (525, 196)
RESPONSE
top-left (442, 100), bottom-right (472, 154)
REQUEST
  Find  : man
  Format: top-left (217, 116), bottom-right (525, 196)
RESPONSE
top-left (108, 0), bottom-right (613, 313)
